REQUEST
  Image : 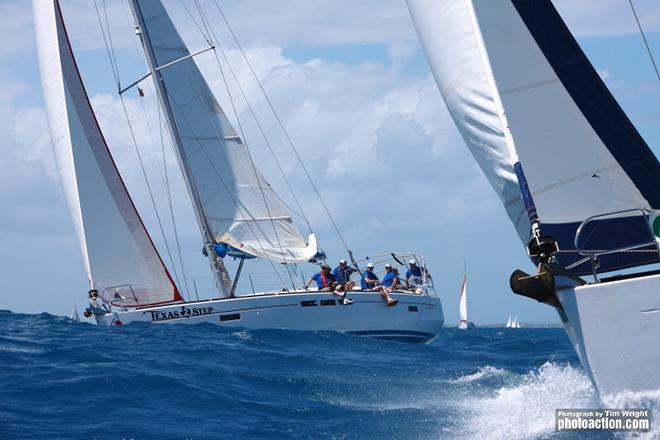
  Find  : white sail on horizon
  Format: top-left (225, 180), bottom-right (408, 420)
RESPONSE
top-left (458, 271), bottom-right (468, 323)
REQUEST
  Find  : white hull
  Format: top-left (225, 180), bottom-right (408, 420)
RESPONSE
top-left (95, 290), bottom-right (444, 343)
top-left (555, 273), bottom-right (660, 396)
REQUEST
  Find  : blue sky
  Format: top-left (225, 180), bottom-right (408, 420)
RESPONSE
top-left (1, 0), bottom-right (659, 324)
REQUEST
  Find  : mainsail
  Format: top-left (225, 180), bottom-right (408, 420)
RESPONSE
top-left (407, 0), bottom-right (660, 274)
top-left (35, 0), bottom-right (182, 306)
top-left (129, 0), bottom-right (317, 264)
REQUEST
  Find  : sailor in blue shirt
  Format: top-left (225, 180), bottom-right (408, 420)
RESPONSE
top-left (382, 264), bottom-right (401, 290)
top-left (405, 259), bottom-right (429, 293)
top-left (360, 263), bottom-right (380, 290)
top-left (363, 263), bottom-right (398, 307)
top-left (333, 259), bottom-right (356, 285)
top-left (406, 260), bottom-right (423, 284)
top-left (305, 264), bottom-right (353, 304)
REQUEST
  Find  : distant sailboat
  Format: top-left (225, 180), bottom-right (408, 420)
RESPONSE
top-left (70, 305), bottom-right (80, 322)
top-left (505, 315), bottom-right (520, 329)
top-left (34, 0), bottom-right (444, 342)
top-left (457, 268), bottom-right (475, 329)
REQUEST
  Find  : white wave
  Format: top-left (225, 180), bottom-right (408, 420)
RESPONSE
top-left (601, 389), bottom-right (660, 440)
top-left (230, 330), bottom-right (254, 341)
top-left (449, 366), bottom-right (509, 384)
top-left (454, 362), bottom-right (597, 440)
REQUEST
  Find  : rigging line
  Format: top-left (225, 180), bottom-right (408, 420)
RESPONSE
top-left (166, 94), bottom-right (287, 287)
top-left (119, 0), bottom-right (187, 293)
top-left (119, 94), bottom-right (187, 298)
top-left (213, 0), bottom-right (351, 254)
top-left (93, 0), bottom-right (120, 88)
top-left (176, 0), bottom-right (213, 47)
top-left (101, 0), bottom-right (120, 85)
top-left (194, 4), bottom-right (295, 288)
top-left (93, 0), bottom-right (188, 297)
top-left (202, 20), bottom-right (312, 235)
top-left (157, 102), bottom-right (193, 297)
top-left (628, 0), bottom-right (660, 82)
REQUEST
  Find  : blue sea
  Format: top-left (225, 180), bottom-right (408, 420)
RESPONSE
top-left (1, 310), bottom-right (657, 440)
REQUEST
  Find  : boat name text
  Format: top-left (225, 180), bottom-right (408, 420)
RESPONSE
top-left (145, 306), bottom-right (214, 321)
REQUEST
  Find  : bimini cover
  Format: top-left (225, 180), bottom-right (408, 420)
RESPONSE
top-left (407, 0), bottom-right (660, 274)
top-left (34, 0), bottom-right (182, 306)
top-left (133, 0), bottom-right (317, 264)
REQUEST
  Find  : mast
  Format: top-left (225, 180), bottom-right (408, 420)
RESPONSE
top-left (128, 0), bottom-right (232, 296)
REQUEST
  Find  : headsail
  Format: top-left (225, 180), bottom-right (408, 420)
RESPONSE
top-left (407, 0), bottom-right (660, 274)
top-left (35, 0), bottom-right (182, 306)
top-left (130, 0), bottom-right (317, 264)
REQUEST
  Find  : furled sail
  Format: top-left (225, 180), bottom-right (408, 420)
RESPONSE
top-left (407, 0), bottom-right (660, 274)
top-left (35, 0), bottom-right (182, 306)
top-left (131, 0), bottom-right (317, 264)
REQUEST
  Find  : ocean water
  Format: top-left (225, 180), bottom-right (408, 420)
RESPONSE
top-left (1, 311), bottom-right (657, 440)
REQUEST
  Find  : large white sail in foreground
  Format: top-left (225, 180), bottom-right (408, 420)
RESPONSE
top-left (35, 0), bottom-right (181, 306)
top-left (131, 0), bottom-right (317, 264)
top-left (407, 0), bottom-right (660, 274)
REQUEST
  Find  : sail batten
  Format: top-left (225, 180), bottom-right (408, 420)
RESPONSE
top-left (35, 0), bottom-right (182, 306)
top-left (407, 0), bottom-right (660, 274)
top-left (132, 0), bottom-right (317, 265)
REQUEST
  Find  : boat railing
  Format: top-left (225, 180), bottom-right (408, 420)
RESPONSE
top-left (181, 252), bottom-right (438, 300)
top-left (101, 284), bottom-right (140, 308)
top-left (569, 208), bottom-right (659, 281)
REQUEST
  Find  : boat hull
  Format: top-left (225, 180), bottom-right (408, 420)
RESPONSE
top-left (95, 290), bottom-right (444, 343)
top-left (555, 273), bottom-right (660, 396)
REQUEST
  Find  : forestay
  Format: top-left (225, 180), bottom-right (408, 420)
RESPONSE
top-left (407, 0), bottom-right (660, 274)
top-left (35, 0), bottom-right (182, 306)
top-left (132, 0), bottom-right (317, 264)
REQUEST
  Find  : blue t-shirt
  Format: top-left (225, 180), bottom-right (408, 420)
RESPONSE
top-left (332, 266), bottom-right (355, 283)
top-left (311, 272), bottom-right (335, 289)
top-left (360, 271), bottom-right (379, 290)
top-left (382, 271), bottom-right (398, 288)
top-left (406, 266), bottom-right (422, 279)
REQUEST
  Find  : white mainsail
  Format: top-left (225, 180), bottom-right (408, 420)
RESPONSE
top-left (35, 0), bottom-right (182, 306)
top-left (505, 314), bottom-right (512, 328)
top-left (130, 0), bottom-right (317, 264)
top-left (406, 0), bottom-right (660, 273)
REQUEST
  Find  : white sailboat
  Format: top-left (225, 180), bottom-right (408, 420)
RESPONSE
top-left (505, 314), bottom-right (512, 328)
top-left (407, 0), bottom-right (660, 392)
top-left (35, 0), bottom-right (444, 343)
top-left (457, 269), bottom-right (474, 329)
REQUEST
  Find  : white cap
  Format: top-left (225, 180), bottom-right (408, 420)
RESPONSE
top-left (409, 259), bottom-right (417, 265)
top-left (366, 262), bottom-right (374, 268)
top-left (339, 259), bottom-right (347, 264)
top-left (384, 263), bottom-right (392, 268)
